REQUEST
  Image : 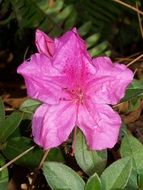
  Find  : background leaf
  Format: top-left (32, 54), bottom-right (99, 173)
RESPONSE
top-left (2, 137), bottom-right (64, 167)
top-left (2, 137), bottom-right (43, 167)
top-left (101, 157), bottom-right (132, 190)
top-left (122, 80), bottom-right (143, 102)
top-left (120, 133), bottom-right (143, 173)
top-left (47, 148), bottom-right (65, 163)
top-left (0, 154), bottom-right (8, 190)
top-left (43, 162), bottom-right (85, 190)
top-left (19, 98), bottom-right (41, 114)
top-left (138, 173), bottom-right (143, 190)
top-left (75, 130), bottom-right (107, 176)
top-left (85, 173), bottom-right (102, 190)
top-left (0, 111), bottom-right (23, 144)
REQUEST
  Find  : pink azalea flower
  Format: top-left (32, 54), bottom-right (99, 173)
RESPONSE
top-left (17, 28), bottom-right (133, 150)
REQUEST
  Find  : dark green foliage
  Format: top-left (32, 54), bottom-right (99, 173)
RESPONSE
top-left (1, 0), bottom-right (141, 57)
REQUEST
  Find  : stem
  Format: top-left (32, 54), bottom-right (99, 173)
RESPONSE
top-left (112, 0), bottom-right (143, 16)
top-left (0, 146), bottom-right (35, 172)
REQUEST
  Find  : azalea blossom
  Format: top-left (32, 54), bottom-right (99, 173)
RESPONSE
top-left (17, 28), bottom-right (133, 150)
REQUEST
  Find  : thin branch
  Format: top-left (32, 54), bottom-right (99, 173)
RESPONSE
top-left (0, 146), bottom-right (35, 172)
top-left (113, 0), bottom-right (143, 16)
top-left (136, 1), bottom-right (143, 39)
top-left (38, 149), bottom-right (49, 169)
top-left (116, 52), bottom-right (142, 62)
top-left (127, 54), bottom-right (143, 67)
top-left (28, 149), bottom-right (49, 190)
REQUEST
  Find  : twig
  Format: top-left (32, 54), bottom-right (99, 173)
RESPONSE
top-left (115, 52), bottom-right (143, 63)
top-left (28, 149), bottom-right (49, 190)
top-left (38, 149), bottom-right (49, 169)
top-left (0, 146), bottom-right (35, 172)
top-left (127, 54), bottom-right (143, 67)
top-left (136, 1), bottom-right (143, 39)
top-left (113, 0), bottom-right (143, 16)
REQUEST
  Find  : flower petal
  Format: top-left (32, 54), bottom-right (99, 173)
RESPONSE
top-left (88, 57), bottom-right (133, 105)
top-left (35, 29), bottom-right (54, 57)
top-left (17, 53), bottom-right (65, 104)
top-left (53, 28), bottom-right (96, 88)
top-left (77, 99), bottom-right (121, 150)
top-left (32, 102), bottom-right (77, 149)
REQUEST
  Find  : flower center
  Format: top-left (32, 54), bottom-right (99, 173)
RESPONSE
top-left (62, 86), bottom-right (85, 104)
top-left (71, 87), bottom-right (84, 104)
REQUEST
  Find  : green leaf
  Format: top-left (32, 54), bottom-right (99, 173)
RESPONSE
top-left (89, 41), bottom-right (109, 56)
top-left (0, 112), bottom-right (23, 144)
top-left (128, 98), bottom-right (141, 112)
top-left (120, 133), bottom-right (143, 172)
top-left (138, 173), bottom-right (143, 190)
top-left (47, 148), bottom-right (65, 163)
top-left (101, 157), bottom-right (132, 190)
top-left (75, 130), bottom-right (107, 176)
top-left (124, 169), bottom-right (138, 190)
top-left (86, 33), bottom-right (101, 48)
top-left (43, 162), bottom-right (85, 190)
top-left (78, 21), bottom-right (92, 36)
top-left (37, 0), bottom-right (64, 15)
top-left (0, 98), bottom-right (5, 123)
top-left (0, 155), bottom-right (8, 190)
top-left (19, 98), bottom-right (41, 114)
top-left (2, 137), bottom-right (44, 168)
top-left (85, 173), bottom-right (102, 190)
top-left (122, 80), bottom-right (143, 102)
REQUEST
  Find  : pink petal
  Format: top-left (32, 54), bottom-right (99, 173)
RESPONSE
top-left (17, 53), bottom-right (65, 104)
top-left (35, 29), bottom-right (54, 57)
top-left (88, 57), bottom-right (133, 105)
top-left (53, 28), bottom-right (96, 88)
top-left (77, 99), bottom-right (121, 150)
top-left (32, 102), bottom-right (77, 149)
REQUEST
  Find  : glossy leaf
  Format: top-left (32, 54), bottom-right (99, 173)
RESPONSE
top-left (43, 162), bottom-right (85, 190)
top-left (101, 157), bottom-right (132, 190)
top-left (0, 112), bottom-right (23, 144)
top-left (75, 130), bottom-right (107, 176)
top-left (120, 134), bottom-right (143, 172)
top-left (85, 173), bottom-right (102, 190)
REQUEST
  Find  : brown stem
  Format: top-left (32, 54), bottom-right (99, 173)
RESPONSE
top-left (127, 54), bottom-right (143, 67)
top-left (113, 0), bottom-right (143, 16)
